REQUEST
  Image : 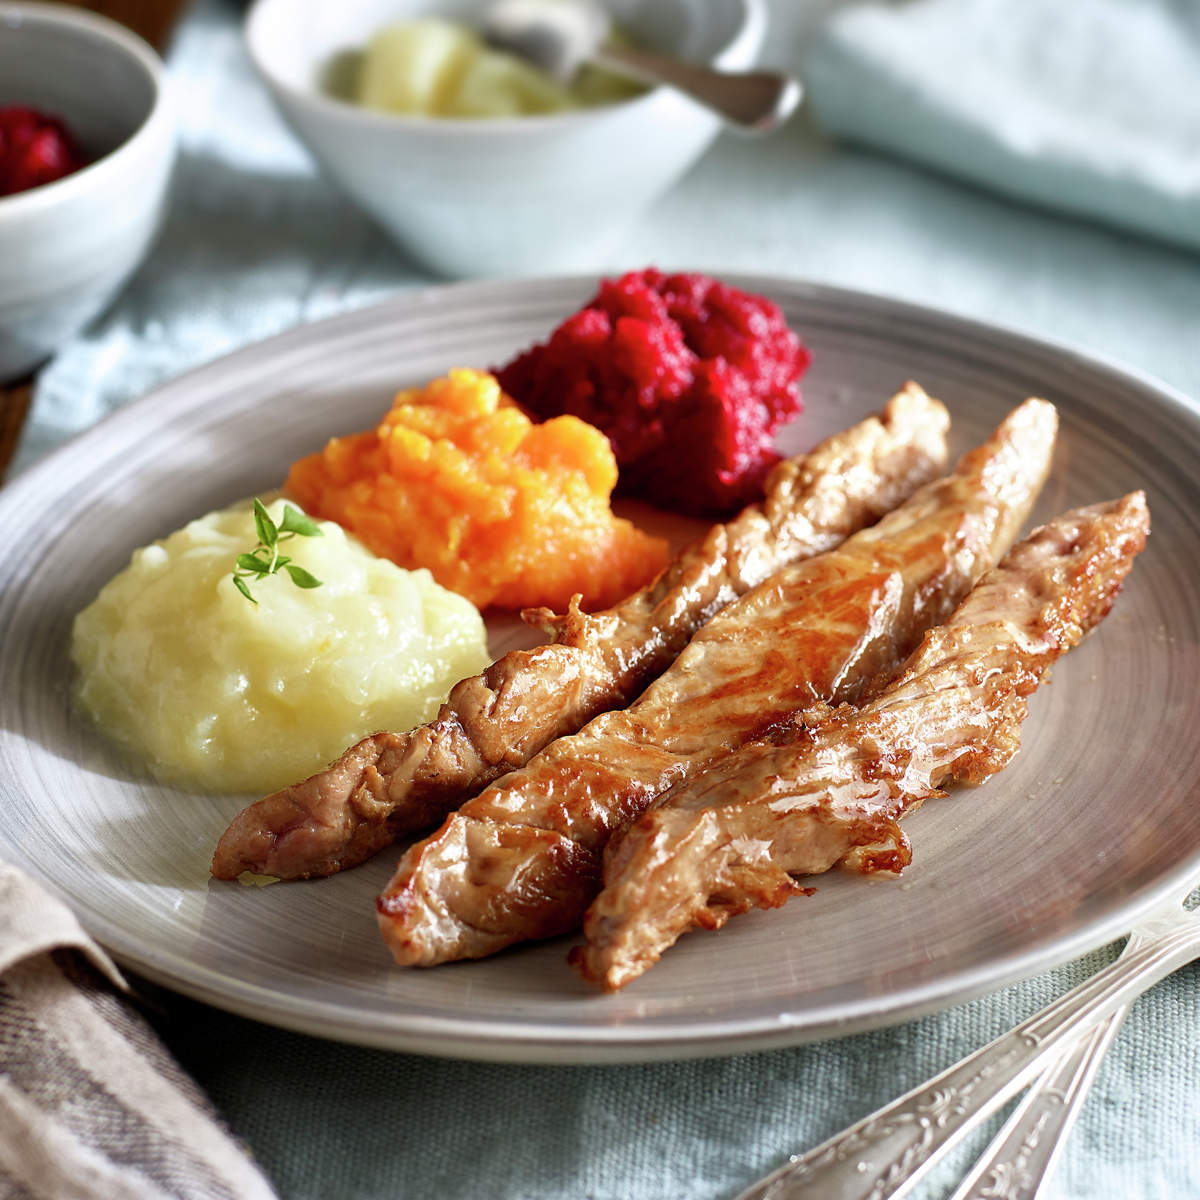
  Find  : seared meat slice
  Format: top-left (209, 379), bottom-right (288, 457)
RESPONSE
top-left (211, 385), bottom-right (950, 882)
top-left (377, 399), bottom-right (1057, 966)
top-left (575, 493), bottom-right (1150, 990)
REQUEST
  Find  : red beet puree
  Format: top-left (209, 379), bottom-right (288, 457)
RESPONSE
top-left (496, 269), bottom-right (811, 515)
top-left (0, 106), bottom-right (88, 197)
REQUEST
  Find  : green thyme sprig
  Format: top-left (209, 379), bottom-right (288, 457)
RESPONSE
top-left (232, 498), bottom-right (324, 605)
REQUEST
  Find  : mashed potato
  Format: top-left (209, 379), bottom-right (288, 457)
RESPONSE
top-left (71, 499), bottom-right (490, 794)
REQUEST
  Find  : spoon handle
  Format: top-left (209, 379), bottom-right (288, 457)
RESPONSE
top-left (592, 44), bottom-right (801, 133)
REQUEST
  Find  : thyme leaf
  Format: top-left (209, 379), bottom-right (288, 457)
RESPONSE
top-left (233, 500), bottom-right (323, 604)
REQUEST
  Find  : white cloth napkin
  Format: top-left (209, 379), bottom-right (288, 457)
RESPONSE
top-left (0, 864), bottom-right (278, 1200)
top-left (804, 0), bottom-right (1200, 251)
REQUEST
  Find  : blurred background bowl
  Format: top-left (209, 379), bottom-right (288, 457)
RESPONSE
top-left (0, 1), bottom-right (175, 383)
top-left (245, 0), bottom-right (767, 278)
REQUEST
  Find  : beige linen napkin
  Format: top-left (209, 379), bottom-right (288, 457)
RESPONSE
top-left (0, 864), bottom-right (278, 1200)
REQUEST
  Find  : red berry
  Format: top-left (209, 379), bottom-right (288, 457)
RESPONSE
top-left (0, 106), bottom-right (87, 197)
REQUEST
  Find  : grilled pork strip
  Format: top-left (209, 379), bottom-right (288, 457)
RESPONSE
top-left (211, 385), bottom-right (950, 882)
top-left (377, 399), bottom-right (1058, 966)
top-left (575, 493), bottom-right (1150, 991)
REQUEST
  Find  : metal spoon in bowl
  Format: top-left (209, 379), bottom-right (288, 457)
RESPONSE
top-left (481, 0), bottom-right (802, 133)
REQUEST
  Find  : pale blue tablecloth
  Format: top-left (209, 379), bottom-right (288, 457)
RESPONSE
top-left (11, 1), bottom-right (1200, 1197)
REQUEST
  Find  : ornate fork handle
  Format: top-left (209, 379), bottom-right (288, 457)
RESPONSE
top-left (734, 900), bottom-right (1200, 1200)
top-left (946, 1004), bottom-right (1128, 1200)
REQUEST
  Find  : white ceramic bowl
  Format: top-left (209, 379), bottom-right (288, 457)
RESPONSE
top-left (0, 2), bottom-right (175, 382)
top-left (245, 0), bottom-right (766, 278)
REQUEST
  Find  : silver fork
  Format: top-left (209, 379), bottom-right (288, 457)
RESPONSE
top-left (944, 1005), bottom-right (1128, 1200)
top-left (734, 885), bottom-right (1200, 1200)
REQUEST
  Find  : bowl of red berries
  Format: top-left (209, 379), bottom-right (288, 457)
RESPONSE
top-left (0, 2), bottom-right (175, 381)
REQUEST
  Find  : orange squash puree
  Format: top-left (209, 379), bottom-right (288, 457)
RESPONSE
top-left (284, 369), bottom-right (670, 611)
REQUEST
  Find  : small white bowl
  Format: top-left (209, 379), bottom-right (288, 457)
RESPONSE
top-left (245, 0), bottom-right (766, 278)
top-left (0, 2), bottom-right (175, 382)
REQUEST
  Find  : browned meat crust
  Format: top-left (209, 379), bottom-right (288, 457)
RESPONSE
top-left (574, 493), bottom-right (1150, 990)
top-left (376, 399), bottom-right (1057, 966)
top-left (210, 385), bottom-right (951, 882)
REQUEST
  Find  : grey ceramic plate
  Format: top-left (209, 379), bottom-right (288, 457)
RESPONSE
top-left (2, 276), bottom-right (1198, 1063)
